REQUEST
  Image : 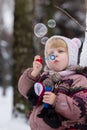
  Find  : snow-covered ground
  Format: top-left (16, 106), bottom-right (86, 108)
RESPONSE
top-left (0, 116), bottom-right (31, 130)
top-left (0, 87), bottom-right (31, 130)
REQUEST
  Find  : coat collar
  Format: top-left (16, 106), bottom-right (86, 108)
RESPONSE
top-left (44, 65), bottom-right (87, 77)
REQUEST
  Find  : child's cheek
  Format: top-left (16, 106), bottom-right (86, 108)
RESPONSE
top-left (48, 60), bottom-right (54, 67)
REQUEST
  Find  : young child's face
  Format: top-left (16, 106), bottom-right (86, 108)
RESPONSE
top-left (47, 47), bottom-right (68, 71)
top-left (45, 39), bottom-right (69, 71)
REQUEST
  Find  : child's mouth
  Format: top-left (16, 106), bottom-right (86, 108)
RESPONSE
top-left (54, 60), bottom-right (59, 63)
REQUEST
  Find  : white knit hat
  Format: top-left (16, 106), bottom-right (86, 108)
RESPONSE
top-left (45, 35), bottom-right (81, 67)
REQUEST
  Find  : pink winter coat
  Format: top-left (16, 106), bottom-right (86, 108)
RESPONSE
top-left (18, 68), bottom-right (87, 130)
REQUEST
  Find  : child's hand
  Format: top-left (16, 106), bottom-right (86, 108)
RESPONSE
top-left (31, 55), bottom-right (43, 77)
top-left (43, 91), bottom-right (56, 105)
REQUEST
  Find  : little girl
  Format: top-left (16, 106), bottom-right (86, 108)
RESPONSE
top-left (18, 35), bottom-right (87, 130)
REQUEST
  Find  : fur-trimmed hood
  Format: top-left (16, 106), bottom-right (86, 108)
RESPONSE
top-left (68, 65), bottom-right (87, 78)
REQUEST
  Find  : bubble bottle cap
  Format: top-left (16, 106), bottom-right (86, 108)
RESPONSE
top-left (35, 57), bottom-right (42, 64)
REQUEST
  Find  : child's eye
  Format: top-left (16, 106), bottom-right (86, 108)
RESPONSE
top-left (58, 50), bottom-right (64, 53)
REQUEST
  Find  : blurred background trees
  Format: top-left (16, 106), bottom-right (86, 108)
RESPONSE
top-left (0, 0), bottom-right (86, 116)
top-left (0, 0), bottom-right (14, 94)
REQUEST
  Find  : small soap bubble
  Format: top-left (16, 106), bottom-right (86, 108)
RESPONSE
top-left (34, 23), bottom-right (48, 38)
top-left (41, 37), bottom-right (48, 45)
top-left (47, 19), bottom-right (56, 28)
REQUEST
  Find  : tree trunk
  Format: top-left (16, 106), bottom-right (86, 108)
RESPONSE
top-left (13, 0), bottom-right (34, 113)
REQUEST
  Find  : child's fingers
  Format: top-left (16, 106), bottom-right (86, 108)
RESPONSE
top-left (33, 61), bottom-right (42, 72)
top-left (43, 92), bottom-right (56, 105)
top-left (33, 61), bottom-right (42, 67)
top-left (34, 55), bottom-right (42, 64)
top-left (43, 92), bottom-right (51, 99)
top-left (34, 55), bottom-right (41, 60)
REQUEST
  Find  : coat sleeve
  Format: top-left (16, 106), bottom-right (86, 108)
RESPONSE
top-left (18, 68), bottom-right (40, 99)
top-left (54, 75), bottom-right (87, 121)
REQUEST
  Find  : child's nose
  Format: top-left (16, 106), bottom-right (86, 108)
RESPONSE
top-left (54, 53), bottom-right (59, 59)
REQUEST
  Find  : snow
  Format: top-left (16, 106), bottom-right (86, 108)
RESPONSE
top-left (0, 87), bottom-right (31, 130)
top-left (0, 116), bottom-right (30, 130)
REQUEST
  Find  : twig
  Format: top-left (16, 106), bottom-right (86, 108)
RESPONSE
top-left (54, 5), bottom-right (87, 32)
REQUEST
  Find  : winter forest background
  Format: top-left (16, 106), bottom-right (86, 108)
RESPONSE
top-left (0, 0), bottom-right (87, 130)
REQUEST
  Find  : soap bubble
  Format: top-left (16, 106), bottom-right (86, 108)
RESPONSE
top-left (47, 19), bottom-right (56, 28)
top-left (50, 55), bottom-right (56, 60)
top-left (34, 23), bottom-right (48, 38)
top-left (41, 37), bottom-right (48, 45)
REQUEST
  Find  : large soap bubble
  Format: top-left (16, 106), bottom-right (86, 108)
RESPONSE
top-left (34, 23), bottom-right (48, 38)
top-left (47, 19), bottom-right (56, 28)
